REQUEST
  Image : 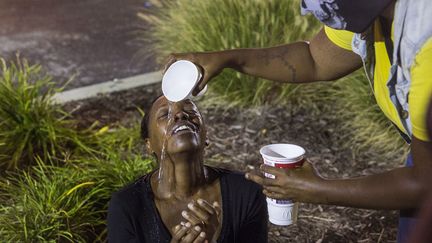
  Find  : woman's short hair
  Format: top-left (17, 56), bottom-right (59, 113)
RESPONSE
top-left (140, 111), bottom-right (151, 140)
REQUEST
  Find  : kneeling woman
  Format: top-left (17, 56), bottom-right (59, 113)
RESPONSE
top-left (108, 96), bottom-right (268, 243)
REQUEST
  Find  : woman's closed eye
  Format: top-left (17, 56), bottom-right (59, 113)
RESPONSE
top-left (184, 104), bottom-right (199, 116)
top-left (185, 109), bottom-right (199, 116)
top-left (157, 109), bottom-right (169, 119)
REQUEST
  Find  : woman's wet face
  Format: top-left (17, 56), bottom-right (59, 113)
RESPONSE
top-left (147, 96), bottom-right (206, 156)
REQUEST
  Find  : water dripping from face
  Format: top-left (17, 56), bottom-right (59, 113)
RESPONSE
top-left (158, 100), bottom-right (175, 181)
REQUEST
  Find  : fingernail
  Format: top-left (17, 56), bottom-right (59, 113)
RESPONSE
top-left (245, 173), bottom-right (249, 179)
top-left (174, 225), bottom-right (180, 230)
top-left (200, 232), bottom-right (206, 237)
top-left (188, 202), bottom-right (194, 209)
top-left (185, 222), bottom-right (191, 228)
top-left (180, 221), bottom-right (185, 226)
top-left (197, 198), bottom-right (203, 204)
top-left (182, 210), bottom-right (188, 217)
top-left (247, 165), bottom-right (255, 170)
top-left (195, 225), bottom-right (201, 231)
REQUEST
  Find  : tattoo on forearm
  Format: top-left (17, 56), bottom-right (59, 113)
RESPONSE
top-left (285, 62), bottom-right (296, 83)
top-left (258, 51), bottom-right (272, 66)
top-left (257, 48), bottom-right (297, 82)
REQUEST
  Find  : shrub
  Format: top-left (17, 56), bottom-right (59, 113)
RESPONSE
top-left (0, 160), bottom-right (104, 242)
top-left (0, 153), bottom-right (154, 242)
top-left (0, 121), bottom-right (155, 242)
top-left (329, 72), bottom-right (409, 158)
top-left (0, 58), bottom-right (95, 170)
top-left (95, 123), bottom-right (144, 155)
top-left (140, 0), bottom-right (321, 106)
top-left (82, 124), bottom-right (155, 204)
top-left (287, 70), bottom-right (408, 156)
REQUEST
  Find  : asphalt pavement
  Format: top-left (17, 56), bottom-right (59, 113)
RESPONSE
top-left (0, 0), bottom-right (158, 90)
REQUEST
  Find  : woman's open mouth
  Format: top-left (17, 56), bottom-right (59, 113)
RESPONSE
top-left (171, 123), bottom-right (197, 135)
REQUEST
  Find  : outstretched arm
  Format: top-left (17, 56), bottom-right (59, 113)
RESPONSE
top-left (246, 137), bottom-right (432, 210)
top-left (167, 28), bottom-right (362, 93)
top-left (224, 28), bottom-right (362, 83)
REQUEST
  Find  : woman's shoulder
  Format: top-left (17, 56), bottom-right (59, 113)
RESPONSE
top-left (209, 166), bottom-right (262, 192)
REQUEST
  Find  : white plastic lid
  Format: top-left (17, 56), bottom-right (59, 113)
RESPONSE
top-left (162, 60), bottom-right (203, 102)
top-left (260, 144), bottom-right (305, 162)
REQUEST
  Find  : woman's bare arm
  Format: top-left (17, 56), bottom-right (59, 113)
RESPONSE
top-left (167, 28), bottom-right (362, 93)
top-left (226, 28), bottom-right (362, 83)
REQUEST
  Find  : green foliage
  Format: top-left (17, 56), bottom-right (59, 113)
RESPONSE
top-left (95, 123), bottom-right (144, 155)
top-left (141, 0), bottom-right (321, 106)
top-left (83, 124), bottom-right (155, 201)
top-left (0, 58), bottom-right (94, 170)
top-left (285, 71), bottom-right (408, 156)
top-left (329, 72), bottom-right (409, 157)
top-left (0, 151), bottom-right (154, 242)
top-left (0, 159), bottom-right (103, 242)
top-left (0, 57), bottom-right (155, 242)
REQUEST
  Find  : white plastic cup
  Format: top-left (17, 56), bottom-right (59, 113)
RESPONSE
top-left (259, 144), bottom-right (305, 226)
top-left (162, 60), bottom-right (208, 102)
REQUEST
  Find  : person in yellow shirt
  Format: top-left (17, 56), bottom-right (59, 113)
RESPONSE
top-left (164, 0), bottom-right (432, 242)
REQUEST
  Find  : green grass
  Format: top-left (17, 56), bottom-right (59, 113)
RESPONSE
top-left (285, 71), bottom-right (408, 157)
top-left (329, 72), bottom-right (409, 157)
top-left (95, 123), bottom-right (144, 155)
top-left (0, 159), bottom-right (104, 242)
top-left (0, 143), bottom-right (154, 242)
top-left (140, 0), bottom-right (321, 106)
top-left (83, 124), bottom-right (156, 201)
top-left (0, 57), bottom-right (155, 241)
top-left (0, 58), bottom-right (95, 170)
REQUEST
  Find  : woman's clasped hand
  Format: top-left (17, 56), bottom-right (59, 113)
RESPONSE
top-left (170, 199), bottom-right (220, 243)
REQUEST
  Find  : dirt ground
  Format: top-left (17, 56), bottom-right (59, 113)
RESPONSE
top-left (65, 83), bottom-right (403, 243)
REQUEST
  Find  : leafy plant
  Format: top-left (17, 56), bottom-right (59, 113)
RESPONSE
top-left (95, 123), bottom-right (144, 155)
top-left (82, 123), bottom-right (155, 201)
top-left (284, 70), bottom-right (408, 157)
top-left (329, 72), bottom-right (409, 157)
top-left (0, 153), bottom-right (154, 242)
top-left (0, 58), bottom-right (94, 170)
top-left (0, 159), bottom-right (104, 242)
top-left (0, 58), bottom-right (156, 241)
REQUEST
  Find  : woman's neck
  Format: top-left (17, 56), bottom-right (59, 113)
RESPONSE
top-left (152, 153), bottom-right (206, 200)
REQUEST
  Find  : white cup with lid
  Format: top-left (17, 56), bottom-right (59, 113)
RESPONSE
top-left (162, 60), bottom-right (208, 102)
top-left (259, 144), bottom-right (306, 226)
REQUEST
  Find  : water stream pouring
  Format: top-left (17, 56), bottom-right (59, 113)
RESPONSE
top-left (157, 103), bottom-right (175, 198)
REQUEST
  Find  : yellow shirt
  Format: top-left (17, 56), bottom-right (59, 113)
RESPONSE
top-left (324, 25), bottom-right (432, 141)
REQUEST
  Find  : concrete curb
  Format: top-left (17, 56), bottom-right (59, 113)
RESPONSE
top-left (53, 71), bottom-right (162, 103)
